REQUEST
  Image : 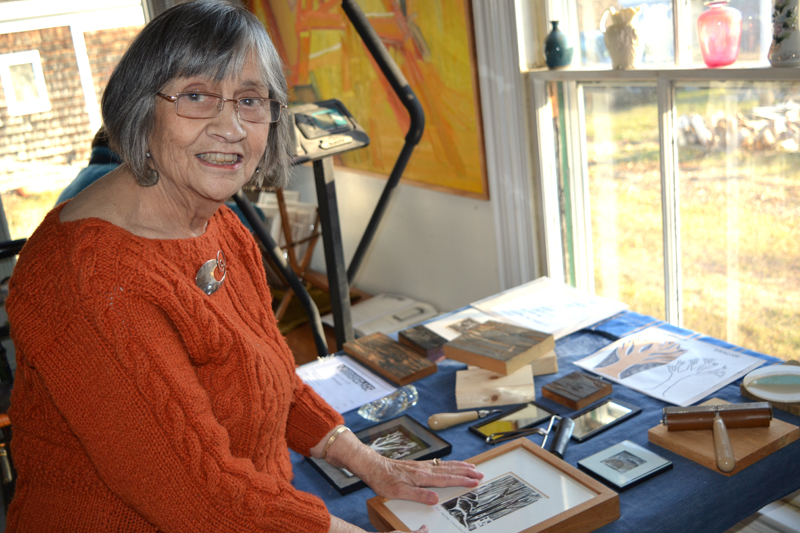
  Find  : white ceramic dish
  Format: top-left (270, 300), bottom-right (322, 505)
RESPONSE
top-left (742, 365), bottom-right (800, 404)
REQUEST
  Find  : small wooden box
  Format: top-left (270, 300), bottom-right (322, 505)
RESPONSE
top-left (343, 332), bottom-right (437, 386)
top-left (456, 366), bottom-right (535, 410)
top-left (542, 371), bottom-right (612, 410)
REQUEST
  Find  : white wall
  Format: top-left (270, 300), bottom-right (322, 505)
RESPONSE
top-left (287, 164), bottom-right (501, 313)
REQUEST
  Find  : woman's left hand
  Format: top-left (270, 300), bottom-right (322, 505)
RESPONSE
top-left (312, 426), bottom-right (483, 505)
top-left (359, 456), bottom-right (483, 505)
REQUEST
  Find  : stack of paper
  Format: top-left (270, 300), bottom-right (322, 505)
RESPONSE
top-left (469, 276), bottom-right (629, 340)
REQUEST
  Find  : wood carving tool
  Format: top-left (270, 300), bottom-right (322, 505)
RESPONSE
top-left (428, 410), bottom-right (501, 431)
top-left (661, 402), bottom-right (772, 473)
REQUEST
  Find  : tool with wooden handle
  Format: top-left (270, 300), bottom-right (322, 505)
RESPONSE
top-left (428, 410), bottom-right (501, 431)
top-left (662, 402), bottom-right (772, 473)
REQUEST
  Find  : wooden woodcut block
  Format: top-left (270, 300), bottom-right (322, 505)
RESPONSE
top-left (343, 332), bottom-right (437, 386)
top-left (456, 366), bottom-right (535, 410)
top-left (443, 321), bottom-right (555, 376)
top-left (648, 398), bottom-right (800, 476)
top-left (398, 324), bottom-right (447, 362)
top-left (541, 371), bottom-right (612, 410)
top-left (531, 349), bottom-right (558, 376)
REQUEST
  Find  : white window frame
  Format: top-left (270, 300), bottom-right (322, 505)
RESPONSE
top-left (471, 0), bottom-right (793, 331)
top-left (526, 65), bottom-right (800, 328)
top-left (0, 50), bottom-right (51, 116)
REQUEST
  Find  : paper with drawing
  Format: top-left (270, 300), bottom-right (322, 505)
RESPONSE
top-left (575, 326), bottom-right (765, 406)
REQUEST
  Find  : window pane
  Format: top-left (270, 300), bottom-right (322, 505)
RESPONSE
top-left (676, 81), bottom-right (800, 360)
top-left (690, 0), bottom-right (772, 64)
top-left (9, 62), bottom-right (39, 101)
top-left (553, 82), bottom-right (666, 318)
top-left (575, 1), bottom-right (674, 67)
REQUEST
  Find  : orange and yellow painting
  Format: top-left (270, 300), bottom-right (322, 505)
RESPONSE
top-left (245, 0), bottom-right (488, 198)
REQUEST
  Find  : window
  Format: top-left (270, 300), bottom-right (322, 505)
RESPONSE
top-left (526, 1), bottom-right (799, 361)
top-left (0, 50), bottom-right (51, 116)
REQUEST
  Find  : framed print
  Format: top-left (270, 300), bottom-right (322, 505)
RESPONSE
top-left (578, 440), bottom-right (672, 492)
top-left (367, 438), bottom-right (619, 533)
top-left (307, 415), bottom-right (451, 495)
top-left (570, 398), bottom-right (642, 443)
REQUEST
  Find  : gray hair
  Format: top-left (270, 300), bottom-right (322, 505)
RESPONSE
top-left (102, 0), bottom-right (290, 188)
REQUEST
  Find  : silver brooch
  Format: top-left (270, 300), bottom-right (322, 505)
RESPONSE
top-left (196, 250), bottom-right (226, 295)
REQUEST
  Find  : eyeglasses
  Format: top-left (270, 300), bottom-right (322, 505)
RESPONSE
top-left (156, 92), bottom-right (286, 124)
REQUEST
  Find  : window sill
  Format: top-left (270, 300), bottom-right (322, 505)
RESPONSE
top-left (525, 63), bottom-right (800, 82)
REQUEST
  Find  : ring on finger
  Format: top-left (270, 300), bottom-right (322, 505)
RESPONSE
top-left (432, 457), bottom-right (441, 466)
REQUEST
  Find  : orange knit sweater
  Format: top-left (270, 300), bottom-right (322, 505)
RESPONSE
top-left (5, 204), bottom-right (343, 532)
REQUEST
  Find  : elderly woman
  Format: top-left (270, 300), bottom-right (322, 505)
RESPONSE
top-left (4, 1), bottom-right (481, 532)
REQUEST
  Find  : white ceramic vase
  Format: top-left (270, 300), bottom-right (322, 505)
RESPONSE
top-left (769, 0), bottom-right (800, 67)
top-left (600, 7), bottom-right (643, 70)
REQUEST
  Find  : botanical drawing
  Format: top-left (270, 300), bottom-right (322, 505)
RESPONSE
top-left (601, 450), bottom-right (646, 474)
top-left (646, 357), bottom-right (727, 398)
top-left (593, 340), bottom-right (687, 380)
top-left (439, 473), bottom-right (545, 531)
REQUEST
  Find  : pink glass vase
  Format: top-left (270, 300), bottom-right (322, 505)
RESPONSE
top-left (697, 1), bottom-right (742, 67)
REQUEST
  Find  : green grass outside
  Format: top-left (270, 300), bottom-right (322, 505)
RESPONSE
top-left (583, 86), bottom-right (800, 361)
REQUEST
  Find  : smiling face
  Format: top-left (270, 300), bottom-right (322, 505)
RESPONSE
top-left (147, 55), bottom-right (271, 209)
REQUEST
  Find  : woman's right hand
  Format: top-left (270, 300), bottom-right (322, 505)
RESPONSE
top-left (329, 515), bottom-right (428, 533)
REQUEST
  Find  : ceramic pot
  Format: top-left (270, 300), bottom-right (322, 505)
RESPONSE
top-left (697, 1), bottom-right (742, 68)
top-left (769, 0), bottom-right (800, 67)
top-left (600, 6), bottom-right (642, 70)
top-left (544, 21), bottom-right (573, 69)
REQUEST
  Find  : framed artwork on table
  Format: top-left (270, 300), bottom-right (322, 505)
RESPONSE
top-left (578, 440), bottom-right (673, 492)
top-left (367, 438), bottom-right (619, 533)
top-left (307, 415), bottom-right (451, 495)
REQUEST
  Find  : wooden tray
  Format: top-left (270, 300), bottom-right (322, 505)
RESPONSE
top-left (648, 398), bottom-right (799, 476)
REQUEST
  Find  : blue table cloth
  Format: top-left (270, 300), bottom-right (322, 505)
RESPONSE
top-left (290, 311), bottom-right (800, 532)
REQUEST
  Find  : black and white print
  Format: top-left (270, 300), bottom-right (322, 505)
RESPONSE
top-left (365, 427), bottom-right (425, 460)
top-left (600, 450), bottom-right (646, 474)
top-left (439, 473), bottom-right (546, 531)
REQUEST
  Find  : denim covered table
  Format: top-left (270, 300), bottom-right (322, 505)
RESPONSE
top-left (290, 311), bottom-right (800, 532)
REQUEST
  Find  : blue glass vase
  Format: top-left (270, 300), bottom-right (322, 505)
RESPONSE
top-left (544, 21), bottom-right (573, 69)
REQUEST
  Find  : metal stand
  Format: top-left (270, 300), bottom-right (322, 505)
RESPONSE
top-left (312, 157), bottom-right (354, 350)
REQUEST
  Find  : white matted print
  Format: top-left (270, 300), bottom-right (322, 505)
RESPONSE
top-left (578, 440), bottom-right (672, 491)
top-left (384, 447), bottom-right (596, 532)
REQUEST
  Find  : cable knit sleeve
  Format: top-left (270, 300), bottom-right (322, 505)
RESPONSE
top-left (6, 209), bottom-right (339, 533)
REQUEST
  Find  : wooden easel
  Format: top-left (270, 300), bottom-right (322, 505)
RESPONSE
top-left (272, 188), bottom-right (323, 321)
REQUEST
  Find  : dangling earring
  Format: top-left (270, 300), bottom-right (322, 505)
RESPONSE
top-left (142, 151), bottom-right (159, 187)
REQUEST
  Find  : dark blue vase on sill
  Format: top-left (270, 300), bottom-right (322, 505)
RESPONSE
top-left (544, 21), bottom-right (573, 69)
